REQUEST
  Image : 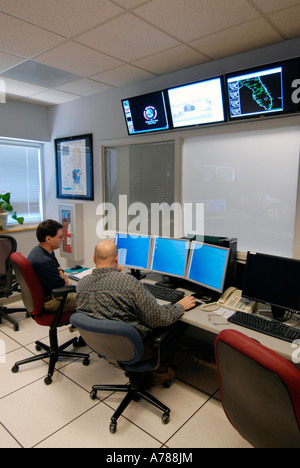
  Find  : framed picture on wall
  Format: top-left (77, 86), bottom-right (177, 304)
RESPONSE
top-left (55, 133), bottom-right (94, 200)
top-left (59, 203), bottom-right (84, 261)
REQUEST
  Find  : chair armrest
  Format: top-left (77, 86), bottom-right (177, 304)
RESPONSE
top-left (51, 285), bottom-right (76, 296)
top-left (151, 327), bottom-right (172, 346)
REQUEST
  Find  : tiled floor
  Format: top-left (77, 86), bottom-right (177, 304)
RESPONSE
top-left (0, 300), bottom-right (252, 448)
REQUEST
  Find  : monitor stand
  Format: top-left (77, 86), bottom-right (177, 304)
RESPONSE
top-left (155, 275), bottom-right (180, 289)
top-left (129, 269), bottom-right (146, 280)
top-left (271, 305), bottom-right (289, 322)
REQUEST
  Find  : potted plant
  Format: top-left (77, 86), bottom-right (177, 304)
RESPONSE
top-left (0, 192), bottom-right (24, 232)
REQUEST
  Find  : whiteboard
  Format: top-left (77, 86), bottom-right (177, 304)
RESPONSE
top-left (182, 126), bottom-right (300, 257)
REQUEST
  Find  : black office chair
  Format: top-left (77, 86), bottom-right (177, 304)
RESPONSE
top-left (215, 329), bottom-right (300, 448)
top-left (0, 235), bottom-right (27, 331)
top-left (70, 312), bottom-right (172, 434)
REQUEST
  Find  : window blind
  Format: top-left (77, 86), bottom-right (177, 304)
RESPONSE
top-left (0, 140), bottom-right (43, 225)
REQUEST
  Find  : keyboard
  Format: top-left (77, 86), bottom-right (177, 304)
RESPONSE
top-left (228, 311), bottom-right (300, 343)
top-left (143, 282), bottom-right (184, 303)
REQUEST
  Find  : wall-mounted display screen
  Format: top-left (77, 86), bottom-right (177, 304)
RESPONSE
top-left (226, 58), bottom-right (300, 120)
top-left (167, 77), bottom-right (225, 129)
top-left (122, 91), bottom-right (170, 135)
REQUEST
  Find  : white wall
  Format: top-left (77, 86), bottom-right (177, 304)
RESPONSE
top-left (2, 37), bottom-right (300, 265)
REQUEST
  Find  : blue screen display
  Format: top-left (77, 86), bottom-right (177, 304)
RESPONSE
top-left (186, 242), bottom-right (229, 292)
top-left (150, 238), bottom-right (189, 278)
top-left (115, 234), bottom-right (151, 269)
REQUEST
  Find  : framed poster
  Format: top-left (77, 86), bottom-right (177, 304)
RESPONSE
top-left (55, 134), bottom-right (94, 200)
top-left (59, 203), bottom-right (84, 261)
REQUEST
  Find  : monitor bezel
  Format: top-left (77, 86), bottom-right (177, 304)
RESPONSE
top-left (166, 76), bottom-right (226, 130)
top-left (115, 232), bottom-right (152, 271)
top-left (242, 251), bottom-right (300, 314)
top-left (185, 241), bottom-right (230, 293)
top-left (150, 237), bottom-right (190, 279)
top-left (225, 57), bottom-right (300, 122)
top-left (121, 90), bottom-right (170, 136)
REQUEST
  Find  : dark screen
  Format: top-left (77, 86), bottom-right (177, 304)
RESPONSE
top-left (242, 252), bottom-right (300, 312)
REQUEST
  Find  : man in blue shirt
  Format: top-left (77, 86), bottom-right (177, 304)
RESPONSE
top-left (28, 219), bottom-right (76, 312)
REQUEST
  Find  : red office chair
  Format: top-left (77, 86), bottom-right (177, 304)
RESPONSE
top-left (10, 252), bottom-right (90, 385)
top-left (0, 235), bottom-right (28, 331)
top-left (215, 329), bottom-right (300, 448)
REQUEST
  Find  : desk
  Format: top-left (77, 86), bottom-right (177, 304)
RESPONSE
top-left (69, 268), bottom-right (300, 367)
top-left (140, 273), bottom-right (300, 367)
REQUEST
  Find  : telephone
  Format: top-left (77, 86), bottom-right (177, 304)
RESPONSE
top-left (200, 287), bottom-right (256, 313)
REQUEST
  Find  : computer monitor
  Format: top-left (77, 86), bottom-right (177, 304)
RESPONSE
top-left (150, 237), bottom-right (190, 280)
top-left (225, 58), bottom-right (300, 121)
top-left (167, 77), bottom-right (225, 129)
top-left (115, 233), bottom-right (151, 271)
top-left (185, 242), bottom-right (230, 293)
top-left (242, 251), bottom-right (300, 319)
top-left (121, 90), bottom-right (170, 135)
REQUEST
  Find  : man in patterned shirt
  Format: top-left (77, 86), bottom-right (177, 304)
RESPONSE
top-left (76, 239), bottom-right (196, 384)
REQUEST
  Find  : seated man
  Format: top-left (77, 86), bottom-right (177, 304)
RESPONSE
top-left (27, 219), bottom-right (76, 312)
top-left (76, 239), bottom-right (196, 384)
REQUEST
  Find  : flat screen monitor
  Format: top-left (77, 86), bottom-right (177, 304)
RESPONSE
top-left (115, 233), bottom-right (151, 270)
top-left (185, 242), bottom-right (230, 293)
top-left (150, 237), bottom-right (190, 279)
top-left (226, 58), bottom-right (300, 120)
top-left (242, 251), bottom-right (300, 317)
top-left (167, 77), bottom-right (225, 129)
top-left (121, 90), bottom-right (170, 135)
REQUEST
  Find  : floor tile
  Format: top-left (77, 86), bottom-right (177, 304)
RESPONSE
top-left (167, 397), bottom-right (252, 448)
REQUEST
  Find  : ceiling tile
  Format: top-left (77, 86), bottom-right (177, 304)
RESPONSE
top-left (0, 52), bottom-right (25, 73)
top-left (133, 45), bottom-right (208, 75)
top-left (1, 77), bottom-right (49, 98)
top-left (134, 0), bottom-right (260, 42)
top-left (190, 18), bottom-right (283, 60)
top-left (0, 0), bottom-right (124, 38)
top-left (55, 78), bottom-right (114, 96)
top-left (2, 61), bottom-right (80, 87)
top-left (269, 5), bottom-right (300, 38)
top-left (28, 89), bottom-right (81, 105)
top-left (34, 41), bottom-right (123, 76)
top-left (251, 0), bottom-right (300, 14)
top-left (76, 12), bottom-right (180, 62)
top-left (91, 64), bottom-right (155, 87)
top-left (0, 12), bottom-right (65, 58)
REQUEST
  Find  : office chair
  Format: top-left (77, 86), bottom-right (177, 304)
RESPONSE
top-left (70, 312), bottom-right (172, 434)
top-left (0, 235), bottom-right (27, 331)
top-left (10, 252), bottom-right (90, 385)
top-left (215, 329), bottom-right (300, 448)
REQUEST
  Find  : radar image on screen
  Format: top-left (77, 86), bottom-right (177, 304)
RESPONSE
top-left (227, 67), bottom-right (283, 119)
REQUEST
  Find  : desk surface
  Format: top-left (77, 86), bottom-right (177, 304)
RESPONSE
top-left (70, 268), bottom-right (300, 366)
top-left (140, 273), bottom-right (300, 366)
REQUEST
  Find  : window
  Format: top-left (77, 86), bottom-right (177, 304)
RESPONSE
top-left (0, 139), bottom-right (43, 225)
top-left (103, 140), bottom-right (176, 237)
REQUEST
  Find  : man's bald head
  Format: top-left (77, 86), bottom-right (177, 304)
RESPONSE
top-left (94, 239), bottom-right (118, 268)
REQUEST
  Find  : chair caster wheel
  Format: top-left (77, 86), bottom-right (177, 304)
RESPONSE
top-left (90, 390), bottom-right (97, 400)
top-left (83, 357), bottom-right (90, 366)
top-left (35, 344), bottom-right (42, 352)
top-left (162, 412), bottom-right (170, 424)
top-left (110, 422), bottom-right (117, 434)
top-left (164, 380), bottom-right (172, 388)
top-left (13, 324), bottom-right (19, 332)
top-left (11, 365), bottom-right (19, 373)
top-left (44, 376), bottom-right (52, 385)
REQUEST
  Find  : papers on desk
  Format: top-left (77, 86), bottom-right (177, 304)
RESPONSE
top-left (65, 268), bottom-right (94, 281)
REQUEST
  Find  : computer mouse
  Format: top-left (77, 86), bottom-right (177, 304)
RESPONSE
top-left (71, 265), bottom-right (82, 270)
